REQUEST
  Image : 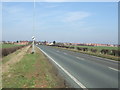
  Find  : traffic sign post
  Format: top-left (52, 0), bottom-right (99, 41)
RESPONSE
top-left (32, 36), bottom-right (35, 54)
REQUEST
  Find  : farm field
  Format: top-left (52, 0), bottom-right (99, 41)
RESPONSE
top-left (1, 44), bottom-right (23, 48)
top-left (73, 46), bottom-right (118, 51)
top-left (1, 44), bottom-right (25, 57)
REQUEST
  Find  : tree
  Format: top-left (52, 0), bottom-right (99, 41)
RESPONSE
top-left (53, 41), bottom-right (56, 45)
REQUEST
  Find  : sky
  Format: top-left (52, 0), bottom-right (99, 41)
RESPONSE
top-left (0, 1), bottom-right (2, 42)
top-left (2, 2), bottom-right (118, 44)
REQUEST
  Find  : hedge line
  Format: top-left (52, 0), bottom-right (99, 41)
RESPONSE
top-left (1, 45), bottom-right (25, 57)
top-left (76, 47), bottom-right (120, 56)
top-left (49, 45), bottom-right (120, 57)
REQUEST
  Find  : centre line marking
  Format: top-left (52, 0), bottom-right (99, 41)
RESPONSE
top-left (108, 67), bottom-right (119, 72)
top-left (56, 50), bottom-right (59, 52)
top-left (76, 57), bottom-right (85, 60)
top-left (63, 52), bottom-right (67, 55)
top-left (91, 56), bottom-right (118, 63)
top-left (37, 46), bottom-right (88, 90)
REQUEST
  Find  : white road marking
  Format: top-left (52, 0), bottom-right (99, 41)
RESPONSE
top-left (63, 52), bottom-right (67, 55)
top-left (91, 55), bottom-right (118, 63)
top-left (108, 67), bottom-right (119, 72)
top-left (56, 50), bottom-right (59, 52)
top-left (76, 57), bottom-right (85, 60)
top-left (37, 46), bottom-right (88, 90)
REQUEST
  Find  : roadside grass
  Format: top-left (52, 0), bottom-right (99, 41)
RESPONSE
top-left (1, 44), bottom-right (23, 49)
top-left (2, 46), bottom-right (66, 88)
top-left (55, 47), bottom-right (119, 61)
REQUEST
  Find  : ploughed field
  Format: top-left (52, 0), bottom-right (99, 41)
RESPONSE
top-left (1, 44), bottom-right (25, 57)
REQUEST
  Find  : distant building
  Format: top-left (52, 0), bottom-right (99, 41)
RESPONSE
top-left (14, 41), bottom-right (29, 45)
top-left (75, 43), bottom-right (117, 47)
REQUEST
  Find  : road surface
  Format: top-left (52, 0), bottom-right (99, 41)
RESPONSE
top-left (37, 45), bottom-right (119, 89)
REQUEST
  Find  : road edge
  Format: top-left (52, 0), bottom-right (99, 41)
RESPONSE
top-left (36, 45), bottom-right (88, 90)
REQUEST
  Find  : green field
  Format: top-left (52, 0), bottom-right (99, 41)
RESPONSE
top-left (1, 44), bottom-right (23, 48)
top-left (73, 46), bottom-right (118, 51)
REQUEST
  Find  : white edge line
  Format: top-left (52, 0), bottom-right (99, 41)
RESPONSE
top-left (36, 46), bottom-right (88, 90)
top-left (108, 67), bottom-right (119, 72)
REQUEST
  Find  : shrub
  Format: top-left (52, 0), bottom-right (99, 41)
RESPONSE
top-left (110, 50), bottom-right (120, 56)
top-left (65, 46), bottom-right (69, 48)
top-left (82, 48), bottom-right (88, 51)
top-left (91, 49), bottom-right (97, 53)
top-left (77, 47), bottom-right (82, 50)
top-left (69, 47), bottom-right (74, 49)
top-left (100, 49), bottom-right (110, 54)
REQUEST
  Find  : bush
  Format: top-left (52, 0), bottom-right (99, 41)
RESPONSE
top-left (83, 48), bottom-right (88, 51)
top-left (65, 46), bottom-right (69, 48)
top-left (100, 49), bottom-right (110, 55)
top-left (69, 47), bottom-right (74, 49)
top-left (110, 50), bottom-right (120, 56)
top-left (76, 47), bottom-right (88, 51)
top-left (91, 49), bottom-right (97, 53)
top-left (77, 47), bottom-right (82, 51)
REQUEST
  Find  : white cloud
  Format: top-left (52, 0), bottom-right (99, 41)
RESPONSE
top-left (62, 11), bottom-right (91, 22)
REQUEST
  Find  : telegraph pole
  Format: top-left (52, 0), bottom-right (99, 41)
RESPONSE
top-left (32, 0), bottom-right (35, 54)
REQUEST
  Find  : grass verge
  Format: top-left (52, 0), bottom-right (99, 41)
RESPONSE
top-left (2, 49), bottom-right (21, 64)
top-left (2, 46), bottom-right (66, 88)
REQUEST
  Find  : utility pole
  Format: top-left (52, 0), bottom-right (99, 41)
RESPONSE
top-left (32, 0), bottom-right (35, 54)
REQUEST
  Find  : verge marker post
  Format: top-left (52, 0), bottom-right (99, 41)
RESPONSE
top-left (32, 36), bottom-right (35, 54)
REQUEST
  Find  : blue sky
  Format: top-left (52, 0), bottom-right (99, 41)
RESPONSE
top-left (2, 2), bottom-right (118, 44)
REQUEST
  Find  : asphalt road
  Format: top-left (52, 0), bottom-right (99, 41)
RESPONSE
top-left (37, 45), bottom-right (119, 89)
